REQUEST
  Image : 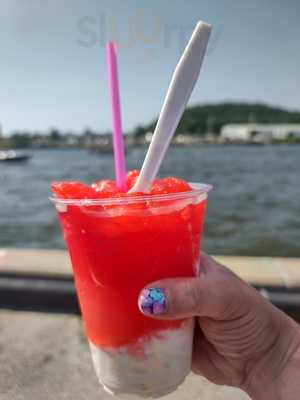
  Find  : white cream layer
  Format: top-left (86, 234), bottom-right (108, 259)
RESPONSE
top-left (89, 319), bottom-right (194, 398)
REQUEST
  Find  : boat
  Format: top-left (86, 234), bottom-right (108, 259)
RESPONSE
top-left (0, 150), bottom-right (32, 163)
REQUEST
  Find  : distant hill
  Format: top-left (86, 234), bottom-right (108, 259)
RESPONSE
top-left (133, 103), bottom-right (300, 136)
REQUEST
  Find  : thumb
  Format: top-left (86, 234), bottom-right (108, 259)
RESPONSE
top-left (138, 254), bottom-right (246, 320)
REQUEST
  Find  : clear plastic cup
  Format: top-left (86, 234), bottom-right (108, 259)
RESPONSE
top-left (52, 183), bottom-right (212, 398)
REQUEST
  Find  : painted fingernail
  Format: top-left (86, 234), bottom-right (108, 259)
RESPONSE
top-left (138, 288), bottom-right (166, 315)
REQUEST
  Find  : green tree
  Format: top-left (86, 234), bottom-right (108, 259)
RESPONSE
top-left (10, 133), bottom-right (31, 148)
top-left (49, 129), bottom-right (62, 141)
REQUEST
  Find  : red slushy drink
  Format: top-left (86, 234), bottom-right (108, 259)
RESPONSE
top-left (52, 170), bottom-right (211, 397)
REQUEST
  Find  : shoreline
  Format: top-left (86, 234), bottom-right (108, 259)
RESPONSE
top-left (1, 248), bottom-right (300, 320)
top-left (1, 141), bottom-right (300, 151)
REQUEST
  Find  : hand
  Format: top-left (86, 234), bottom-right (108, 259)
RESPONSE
top-left (138, 253), bottom-right (300, 399)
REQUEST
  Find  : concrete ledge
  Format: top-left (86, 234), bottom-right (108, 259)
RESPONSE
top-left (0, 248), bottom-right (71, 277)
top-left (0, 310), bottom-right (250, 400)
top-left (1, 248), bottom-right (299, 288)
top-left (0, 249), bottom-right (300, 319)
top-left (215, 255), bottom-right (300, 288)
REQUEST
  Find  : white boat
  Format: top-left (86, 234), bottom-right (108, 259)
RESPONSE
top-left (0, 150), bottom-right (32, 163)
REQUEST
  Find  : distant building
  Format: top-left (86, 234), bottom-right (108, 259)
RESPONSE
top-left (220, 124), bottom-right (300, 142)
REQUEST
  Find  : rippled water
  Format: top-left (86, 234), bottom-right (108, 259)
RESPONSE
top-left (0, 145), bottom-right (299, 256)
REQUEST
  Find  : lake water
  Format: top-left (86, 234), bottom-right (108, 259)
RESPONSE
top-left (0, 145), bottom-right (299, 257)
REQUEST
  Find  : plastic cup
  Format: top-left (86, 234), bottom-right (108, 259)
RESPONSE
top-left (52, 183), bottom-right (212, 398)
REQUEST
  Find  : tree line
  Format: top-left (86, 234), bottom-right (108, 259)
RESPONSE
top-left (133, 102), bottom-right (300, 137)
top-left (2, 102), bottom-right (300, 149)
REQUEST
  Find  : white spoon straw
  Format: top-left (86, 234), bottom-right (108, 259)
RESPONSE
top-left (129, 21), bottom-right (212, 193)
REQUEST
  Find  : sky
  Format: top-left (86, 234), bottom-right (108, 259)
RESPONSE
top-left (1, 0), bottom-right (300, 135)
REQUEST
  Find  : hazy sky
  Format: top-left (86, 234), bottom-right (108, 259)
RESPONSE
top-left (1, 0), bottom-right (300, 134)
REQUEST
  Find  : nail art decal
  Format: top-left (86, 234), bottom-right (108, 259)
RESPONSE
top-left (139, 288), bottom-right (166, 315)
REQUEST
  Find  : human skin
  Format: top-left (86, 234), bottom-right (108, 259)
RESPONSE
top-left (138, 253), bottom-right (300, 399)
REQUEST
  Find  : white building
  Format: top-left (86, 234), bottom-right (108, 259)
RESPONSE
top-left (220, 124), bottom-right (300, 142)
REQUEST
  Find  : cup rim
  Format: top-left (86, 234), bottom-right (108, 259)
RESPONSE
top-left (50, 183), bottom-right (212, 206)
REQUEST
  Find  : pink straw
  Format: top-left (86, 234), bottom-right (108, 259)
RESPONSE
top-left (106, 42), bottom-right (127, 191)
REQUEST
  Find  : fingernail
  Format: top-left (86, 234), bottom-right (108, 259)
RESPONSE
top-left (138, 288), bottom-right (166, 315)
